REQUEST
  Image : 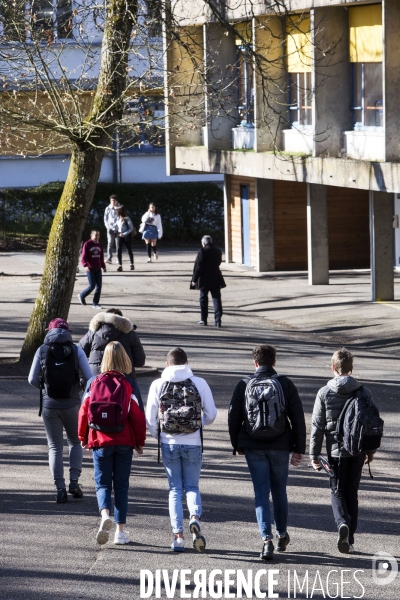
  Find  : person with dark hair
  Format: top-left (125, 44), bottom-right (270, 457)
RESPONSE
top-left (78, 230), bottom-right (106, 309)
top-left (79, 309), bottom-right (145, 379)
top-left (140, 203), bottom-right (163, 262)
top-left (104, 195), bottom-right (121, 264)
top-left (228, 344), bottom-right (306, 561)
top-left (115, 206), bottom-right (135, 272)
top-left (192, 235), bottom-right (226, 327)
top-left (146, 347), bottom-right (217, 553)
top-left (28, 318), bottom-right (92, 503)
top-left (310, 348), bottom-right (377, 554)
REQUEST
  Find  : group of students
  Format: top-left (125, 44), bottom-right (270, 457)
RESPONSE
top-left (77, 198), bottom-right (163, 308)
top-left (29, 321), bottom-right (381, 558)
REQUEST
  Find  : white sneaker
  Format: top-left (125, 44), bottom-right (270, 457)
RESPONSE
top-left (189, 517), bottom-right (206, 552)
top-left (114, 530), bottom-right (130, 545)
top-left (171, 537), bottom-right (184, 552)
top-left (92, 304), bottom-right (103, 309)
top-left (147, 258), bottom-right (151, 263)
top-left (96, 516), bottom-right (113, 545)
top-left (348, 544), bottom-right (355, 554)
top-left (154, 252), bottom-right (158, 261)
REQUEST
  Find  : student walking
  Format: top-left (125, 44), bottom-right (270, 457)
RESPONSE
top-left (78, 341), bottom-right (146, 545)
top-left (146, 347), bottom-right (217, 552)
top-left (79, 308), bottom-right (146, 378)
top-left (104, 194), bottom-right (121, 264)
top-left (191, 235), bottom-right (226, 327)
top-left (78, 230), bottom-right (106, 309)
top-left (309, 348), bottom-right (379, 554)
top-left (140, 203), bottom-right (162, 262)
top-left (28, 318), bottom-right (93, 503)
top-left (116, 206), bottom-right (135, 272)
top-left (228, 344), bottom-right (306, 561)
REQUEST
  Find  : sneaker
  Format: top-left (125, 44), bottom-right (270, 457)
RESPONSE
top-left (348, 544), bottom-right (355, 554)
top-left (215, 321), bottom-right (222, 328)
top-left (147, 258), bottom-right (152, 263)
top-left (197, 320), bottom-right (207, 326)
top-left (171, 537), bottom-right (185, 552)
top-left (114, 530), bottom-right (130, 545)
top-left (276, 532), bottom-right (290, 552)
top-left (337, 523), bottom-right (350, 554)
top-left (130, 264), bottom-right (134, 271)
top-left (77, 293), bottom-right (86, 306)
top-left (189, 517), bottom-right (206, 552)
top-left (261, 540), bottom-right (274, 561)
top-left (96, 516), bottom-right (113, 545)
top-left (56, 488), bottom-right (67, 503)
top-left (92, 304), bottom-right (103, 309)
top-left (68, 480), bottom-right (83, 498)
top-left (117, 266), bottom-right (122, 272)
top-left (154, 252), bottom-right (158, 260)
top-left (106, 259), bottom-right (112, 264)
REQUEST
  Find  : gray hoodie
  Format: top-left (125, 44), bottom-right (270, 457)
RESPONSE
top-left (309, 375), bottom-right (373, 459)
top-left (28, 328), bottom-right (92, 409)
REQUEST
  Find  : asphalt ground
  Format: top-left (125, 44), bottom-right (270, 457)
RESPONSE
top-left (0, 248), bottom-right (399, 600)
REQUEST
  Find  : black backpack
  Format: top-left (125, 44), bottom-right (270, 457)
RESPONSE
top-left (334, 387), bottom-right (384, 456)
top-left (39, 342), bottom-right (79, 416)
top-left (244, 374), bottom-right (287, 441)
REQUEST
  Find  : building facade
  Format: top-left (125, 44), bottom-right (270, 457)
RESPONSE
top-left (164, 0), bottom-right (400, 300)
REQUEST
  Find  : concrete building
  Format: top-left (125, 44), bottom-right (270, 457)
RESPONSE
top-left (164, 0), bottom-right (400, 300)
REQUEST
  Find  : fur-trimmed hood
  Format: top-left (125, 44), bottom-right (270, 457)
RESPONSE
top-left (88, 312), bottom-right (133, 334)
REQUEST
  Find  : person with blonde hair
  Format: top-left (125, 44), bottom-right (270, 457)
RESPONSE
top-left (78, 341), bottom-right (146, 546)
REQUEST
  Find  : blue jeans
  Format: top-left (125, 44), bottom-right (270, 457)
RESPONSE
top-left (161, 444), bottom-right (202, 534)
top-left (82, 269), bottom-right (102, 305)
top-left (245, 448), bottom-right (289, 540)
top-left (92, 445), bottom-right (133, 524)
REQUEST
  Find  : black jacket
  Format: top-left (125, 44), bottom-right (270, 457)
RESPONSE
top-left (192, 243), bottom-right (226, 290)
top-left (228, 365), bottom-right (306, 454)
top-left (79, 312), bottom-right (145, 378)
top-left (309, 375), bottom-right (374, 459)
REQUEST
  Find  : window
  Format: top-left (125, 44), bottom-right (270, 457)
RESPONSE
top-left (289, 72), bottom-right (312, 128)
top-left (351, 63), bottom-right (383, 128)
top-left (144, 0), bottom-right (162, 38)
top-left (120, 97), bottom-right (165, 152)
top-left (31, 0), bottom-right (73, 41)
top-left (237, 45), bottom-right (254, 126)
top-left (0, 1), bottom-right (25, 42)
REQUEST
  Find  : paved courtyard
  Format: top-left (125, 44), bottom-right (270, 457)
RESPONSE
top-left (0, 249), bottom-right (399, 599)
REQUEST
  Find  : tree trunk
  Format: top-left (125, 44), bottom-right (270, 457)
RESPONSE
top-left (19, 146), bottom-right (105, 361)
top-left (19, 0), bottom-right (136, 361)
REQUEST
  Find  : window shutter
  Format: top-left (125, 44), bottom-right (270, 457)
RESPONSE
top-left (286, 16), bottom-right (312, 73)
top-left (349, 4), bottom-right (382, 63)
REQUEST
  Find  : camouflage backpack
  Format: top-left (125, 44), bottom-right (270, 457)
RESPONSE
top-left (158, 378), bottom-right (202, 434)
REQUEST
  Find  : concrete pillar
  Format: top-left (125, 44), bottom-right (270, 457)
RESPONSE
top-left (253, 16), bottom-right (287, 152)
top-left (369, 191), bottom-right (394, 301)
top-left (307, 183), bottom-right (329, 285)
top-left (312, 7), bottom-right (352, 158)
top-left (164, 26), bottom-right (204, 175)
top-left (223, 175), bottom-right (232, 264)
top-left (203, 23), bottom-right (238, 150)
top-left (383, 0), bottom-right (400, 162)
top-left (255, 178), bottom-right (275, 271)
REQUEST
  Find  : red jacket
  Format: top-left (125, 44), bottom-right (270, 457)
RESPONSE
top-left (78, 389), bottom-right (146, 449)
top-left (81, 239), bottom-right (106, 271)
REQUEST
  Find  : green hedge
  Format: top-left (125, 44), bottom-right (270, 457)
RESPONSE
top-left (0, 181), bottom-right (224, 249)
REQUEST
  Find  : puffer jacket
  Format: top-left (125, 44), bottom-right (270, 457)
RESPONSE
top-left (79, 312), bottom-right (146, 378)
top-left (309, 375), bottom-right (373, 459)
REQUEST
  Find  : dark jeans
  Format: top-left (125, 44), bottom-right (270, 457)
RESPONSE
top-left (245, 448), bottom-right (289, 540)
top-left (82, 269), bottom-right (102, 305)
top-left (92, 445), bottom-right (133, 524)
top-left (329, 454), bottom-right (364, 545)
top-left (116, 234), bottom-right (133, 265)
top-left (199, 287), bottom-right (222, 325)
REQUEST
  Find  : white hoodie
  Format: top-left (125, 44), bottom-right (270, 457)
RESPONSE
top-left (146, 364), bottom-right (217, 445)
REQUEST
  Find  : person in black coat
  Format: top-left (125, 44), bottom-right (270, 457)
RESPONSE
top-left (191, 235), bottom-right (226, 327)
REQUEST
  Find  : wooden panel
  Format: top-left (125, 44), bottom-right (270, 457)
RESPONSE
top-left (328, 187), bottom-right (370, 268)
top-left (229, 175), bottom-right (255, 265)
top-left (274, 180), bottom-right (308, 269)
